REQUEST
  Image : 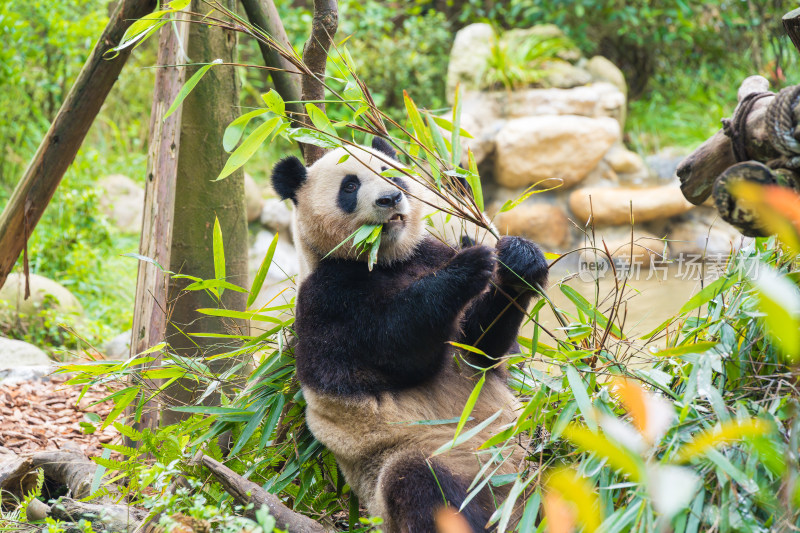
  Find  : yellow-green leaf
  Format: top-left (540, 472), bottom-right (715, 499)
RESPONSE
top-left (217, 117), bottom-right (281, 180)
top-left (248, 232), bottom-right (279, 309)
top-left (164, 59), bottom-right (223, 120)
top-left (675, 418), bottom-right (772, 462)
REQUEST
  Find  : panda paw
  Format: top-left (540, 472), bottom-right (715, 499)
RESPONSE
top-left (446, 245), bottom-right (496, 297)
top-left (496, 236), bottom-right (548, 291)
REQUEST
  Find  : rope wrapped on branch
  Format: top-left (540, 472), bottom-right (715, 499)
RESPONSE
top-left (677, 76), bottom-right (800, 236)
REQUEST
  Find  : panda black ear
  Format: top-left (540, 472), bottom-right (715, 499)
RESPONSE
top-left (271, 156), bottom-right (307, 204)
top-left (371, 137), bottom-right (397, 160)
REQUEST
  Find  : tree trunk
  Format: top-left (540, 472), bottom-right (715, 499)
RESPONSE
top-left (161, 0), bottom-right (249, 426)
top-left (239, 0), bottom-right (303, 123)
top-left (127, 17), bottom-right (190, 436)
top-left (0, 0), bottom-right (158, 290)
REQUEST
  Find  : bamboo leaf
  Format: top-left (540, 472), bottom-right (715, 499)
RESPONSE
top-left (453, 373), bottom-right (485, 443)
top-left (213, 216), bottom-right (225, 297)
top-left (288, 127), bottom-right (342, 149)
top-left (451, 84), bottom-right (464, 165)
top-left (223, 109), bottom-right (268, 152)
top-left (262, 89), bottom-right (285, 116)
top-left (217, 117), bottom-right (281, 180)
top-left (675, 418), bottom-right (772, 462)
top-left (433, 410), bottom-right (503, 456)
top-left (563, 424), bottom-right (645, 481)
top-left (566, 366), bottom-right (596, 431)
top-left (164, 59), bottom-right (223, 120)
top-left (467, 149), bottom-right (484, 211)
top-left (306, 103), bottom-right (337, 138)
top-left (248, 232), bottom-right (279, 309)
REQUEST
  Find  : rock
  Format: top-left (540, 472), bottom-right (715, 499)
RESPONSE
top-left (463, 83), bottom-right (625, 125)
top-left (495, 203), bottom-right (571, 249)
top-left (604, 145), bottom-right (646, 175)
top-left (446, 23), bottom-right (496, 102)
top-left (0, 338), bottom-right (51, 370)
top-left (249, 230), bottom-right (300, 281)
top-left (0, 365), bottom-right (52, 385)
top-left (646, 206), bottom-right (753, 257)
top-left (0, 274), bottom-right (83, 326)
top-left (244, 173), bottom-right (264, 223)
top-left (494, 115), bottom-right (620, 189)
top-left (586, 55), bottom-right (627, 95)
top-left (260, 197), bottom-right (294, 236)
top-left (569, 185), bottom-right (695, 226)
top-left (646, 147), bottom-right (691, 181)
top-left (104, 331), bottom-right (131, 359)
top-left (97, 174), bottom-right (144, 233)
top-left (540, 60), bottom-right (592, 89)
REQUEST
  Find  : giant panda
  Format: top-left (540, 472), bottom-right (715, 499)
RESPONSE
top-left (270, 138), bottom-right (548, 532)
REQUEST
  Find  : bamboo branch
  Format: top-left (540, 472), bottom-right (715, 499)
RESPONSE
top-left (0, 0), bottom-right (158, 289)
top-left (199, 454), bottom-right (331, 533)
top-left (299, 0), bottom-right (338, 165)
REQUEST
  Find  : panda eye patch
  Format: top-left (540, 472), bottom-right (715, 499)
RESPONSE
top-left (337, 174), bottom-right (360, 213)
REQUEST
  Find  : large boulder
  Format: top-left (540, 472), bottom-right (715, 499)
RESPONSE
top-left (494, 115), bottom-right (620, 189)
top-left (104, 331), bottom-right (131, 359)
top-left (245, 173), bottom-right (265, 223)
top-left (97, 174), bottom-right (144, 233)
top-left (446, 23), bottom-right (496, 102)
top-left (0, 274), bottom-right (83, 327)
top-left (462, 83), bottom-right (625, 125)
top-left (586, 55), bottom-right (627, 95)
top-left (539, 60), bottom-right (592, 89)
top-left (494, 203), bottom-right (570, 249)
top-left (0, 337), bottom-right (51, 369)
top-left (569, 185), bottom-right (695, 226)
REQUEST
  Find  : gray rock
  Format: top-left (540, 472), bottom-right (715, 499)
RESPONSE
top-left (104, 331), bottom-right (131, 359)
top-left (540, 61), bottom-right (592, 89)
top-left (0, 365), bottom-right (52, 385)
top-left (259, 197), bottom-right (294, 236)
top-left (97, 174), bottom-right (144, 233)
top-left (645, 148), bottom-right (691, 181)
top-left (446, 23), bottom-right (496, 102)
top-left (0, 338), bottom-right (51, 370)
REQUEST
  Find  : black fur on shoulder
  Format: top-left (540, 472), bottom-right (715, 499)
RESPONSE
top-left (382, 453), bottom-right (492, 533)
top-left (271, 156), bottom-right (307, 204)
top-left (371, 137), bottom-right (398, 160)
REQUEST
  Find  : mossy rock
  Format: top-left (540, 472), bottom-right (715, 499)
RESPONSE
top-left (0, 273), bottom-right (83, 329)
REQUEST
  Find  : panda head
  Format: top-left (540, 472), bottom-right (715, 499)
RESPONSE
top-left (271, 138), bottom-right (426, 270)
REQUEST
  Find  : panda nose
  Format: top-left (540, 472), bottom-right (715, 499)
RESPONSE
top-left (376, 192), bottom-right (402, 208)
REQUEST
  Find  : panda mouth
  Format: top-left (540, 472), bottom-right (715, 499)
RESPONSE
top-left (382, 213), bottom-right (406, 232)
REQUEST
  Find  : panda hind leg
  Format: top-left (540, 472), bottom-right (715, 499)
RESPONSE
top-left (378, 452), bottom-right (491, 533)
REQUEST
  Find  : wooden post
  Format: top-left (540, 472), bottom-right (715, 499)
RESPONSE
top-left (127, 18), bottom-right (191, 433)
top-left (0, 0), bottom-right (157, 290)
top-left (783, 8), bottom-right (800, 55)
top-left (239, 0), bottom-right (303, 123)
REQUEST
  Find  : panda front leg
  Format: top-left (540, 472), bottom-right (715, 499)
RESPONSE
top-left (368, 246), bottom-right (497, 381)
top-left (376, 451), bottom-right (492, 533)
top-left (460, 236), bottom-right (548, 366)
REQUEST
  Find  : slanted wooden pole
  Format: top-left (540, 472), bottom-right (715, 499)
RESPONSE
top-left (783, 8), bottom-right (800, 55)
top-left (0, 0), bottom-right (158, 290)
top-left (127, 19), bottom-right (191, 434)
top-left (239, 0), bottom-right (303, 123)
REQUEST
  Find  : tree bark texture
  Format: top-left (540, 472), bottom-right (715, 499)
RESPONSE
top-left (299, 0), bottom-right (338, 165)
top-left (127, 19), bottom-right (190, 437)
top-left (0, 0), bottom-right (158, 290)
top-left (783, 7), bottom-right (800, 55)
top-left (161, 0), bottom-right (249, 426)
top-left (239, 0), bottom-right (303, 124)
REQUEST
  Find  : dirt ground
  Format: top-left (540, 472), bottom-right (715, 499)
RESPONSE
top-left (0, 374), bottom-right (118, 457)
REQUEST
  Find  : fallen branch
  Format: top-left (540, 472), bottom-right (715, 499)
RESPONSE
top-left (198, 454), bottom-right (331, 533)
top-left (0, 451), bottom-right (36, 501)
top-left (49, 497), bottom-right (145, 533)
top-left (28, 449), bottom-right (107, 500)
